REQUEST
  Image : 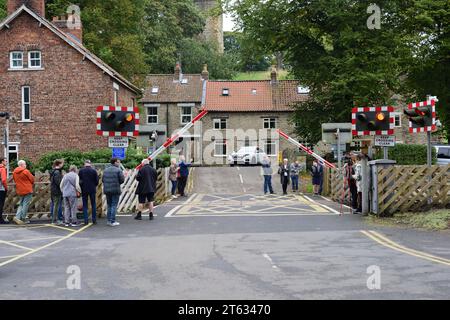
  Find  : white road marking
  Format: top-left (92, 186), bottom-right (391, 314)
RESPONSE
top-left (236, 167), bottom-right (240, 171)
top-left (303, 195), bottom-right (341, 215)
top-left (10, 236), bottom-right (62, 243)
top-left (185, 193), bottom-right (197, 205)
top-left (239, 174), bottom-right (244, 184)
top-left (263, 253), bottom-right (280, 271)
top-left (165, 205), bottom-right (182, 218)
top-left (0, 240), bottom-right (33, 251)
top-left (320, 196), bottom-right (332, 202)
top-left (170, 213), bottom-right (341, 218)
top-left (0, 255), bottom-right (20, 260)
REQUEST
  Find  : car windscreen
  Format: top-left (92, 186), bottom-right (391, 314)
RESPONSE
top-left (437, 147), bottom-right (450, 159)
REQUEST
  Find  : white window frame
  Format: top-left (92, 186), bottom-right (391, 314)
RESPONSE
top-left (151, 87), bottom-right (159, 94)
top-left (21, 86), bottom-right (31, 121)
top-left (263, 118), bottom-right (277, 129)
top-left (264, 139), bottom-right (277, 156)
top-left (146, 104), bottom-right (159, 124)
top-left (393, 112), bottom-right (402, 127)
top-left (180, 104), bottom-right (194, 124)
top-left (28, 51), bottom-right (41, 68)
top-left (222, 88), bottom-right (230, 96)
top-left (113, 90), bottom-right (119, 107)
top-left (213, 118), bottom-right (227, 130)
top-left (214, 139), bottom-right (227, 157)
top-left (10, 51), bottom-right (23, 69)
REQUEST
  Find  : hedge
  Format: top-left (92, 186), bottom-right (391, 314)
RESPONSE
top-left (375, 144), bottom-right (437, 165)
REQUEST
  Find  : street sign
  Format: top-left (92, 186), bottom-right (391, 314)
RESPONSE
top-left (109, 137), bottom-right (129, 148)
top-left (112, 147), bottom-right (126, 160)
top-left (322, 123), bottom-right (353, 144)
top-left (374, 135), bottom-right (396, 147)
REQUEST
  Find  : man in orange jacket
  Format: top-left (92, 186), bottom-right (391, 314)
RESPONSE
top-left (12, 160), bottom-right (35, 225)
top-left (0, 157), bottom-right (8, 224)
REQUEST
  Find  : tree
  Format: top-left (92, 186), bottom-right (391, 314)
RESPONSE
top-left (0, 0), bottom-right (7, 20)
top-left (230, 0), bottom-right (447, 143)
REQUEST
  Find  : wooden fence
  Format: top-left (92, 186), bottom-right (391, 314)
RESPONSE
top-left (376, 164), bottom-right (450, 216)
top-left (324, 168), bottom-right (351, 205)
top-left (3, 168), bottom-right (167, 219)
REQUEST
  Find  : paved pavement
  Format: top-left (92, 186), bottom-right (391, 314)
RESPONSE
top-left (0, 166), bottom-right (449, 300)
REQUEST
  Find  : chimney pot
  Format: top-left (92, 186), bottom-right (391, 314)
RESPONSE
top-left (271, 65), bottom-right (278, 84)
top-left (201, 64), bottom-right (209, 81)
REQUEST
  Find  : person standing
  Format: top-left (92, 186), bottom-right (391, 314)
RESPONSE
top-left (60, 165), bottom-right (82, 227)
top-left (290, 161), bottom-right (301, 193)
top-left (135, 159), bottom-right (158, 221)
top-left (311, 160), bottom-right (323, 196)
top-left (102, 158), bottom-right (125, 227)
top-left (169, 159), bottom-right (179, 199)
top-left (79, 160), bottom-right (99, 225)
top-left (12, 160), bottom-right (35, 225)
top-left (344, 155), bottom-right (358, 214)
top-left (0, 158), bottom-right (9, 224)
top-left (278, 159), bottom-right (291, 195)
top-left (49, 159), bottom-right (64, 225)
top-left (178, 156), bottom-right (191, 197)
top-left (261, 156), bottom-right (274, 195)
top-left (352, 155), bottom-right (363, 214)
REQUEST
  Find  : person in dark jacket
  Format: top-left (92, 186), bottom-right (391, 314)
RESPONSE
top-left (49, 159), bottom-right (64, 224)
top-left (177, 156), bottom-right (191, 197)
top-left (134, 159), bottom-right (158, 221)
top-left (79, 160), bottom-right (99, 225)
top-left (311, 160), bottom-right (323, 195)
top-left (102, 158), bottom-right (125, 227)
top-left (278, 159), bottom-right (291, 195)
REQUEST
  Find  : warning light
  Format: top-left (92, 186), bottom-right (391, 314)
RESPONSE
top-left (125, 113), bottom-right (134, 122)
top-left (376, 112), bottom-right (386, 121)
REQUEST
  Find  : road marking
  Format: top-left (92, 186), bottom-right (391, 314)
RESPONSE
top-left (170, 213), bottom-right (342, 218)
top-left (236, 167), bottom-right (240, 171)
top-left (165, 205), bottom-right (182, 218)
top-left (0, 255), bottom-right (20, 260)
top-left (185, 193), bottom-right (197, 205)
top-left (320, 196), bottom-right (332, 202)
top-left (0, 225), bottom-right (52, 231)
top-left (10, 236), bottom-right (62, 243)
top-left (45, 224), bottom-right (76, 232)
top-left (361, 230), bottom-right (450, 267)
top-left (239, 174), bottom-right (244, 184)
top-left (302, 195), bottom-right (341, 215)
top-left (263, 253), bottom-right (280, 271)
top-left (0, 240), bottom-right (33, 251)
top-left (0, 223), bottom-right (92, 268)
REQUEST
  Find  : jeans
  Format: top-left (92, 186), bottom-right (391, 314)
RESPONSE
top-left (82, 192), bottom-right (97, 223)
top-left (50, 194), bottom-right (63, 223)
top-left (15, 193), bottom-right (33, 221)
top-left (264, 176), bottom-right (274, 194)
top-left (178, 176), bottom-right (188, 196)
top-left (63, 197), bottom-right (78, 224)
top-left (171, 180), bottom-right (178, 196)
top-left (0, 190), bottom-right (6, 222)
top-left (349, 183), bottom-right (358, 210)
top-left (291, 175), bottom-right (299, 191)
top-left (106, 194), bottom-right (120, 223)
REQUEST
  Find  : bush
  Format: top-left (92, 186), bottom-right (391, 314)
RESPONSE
top-left (375, 144), bottom-right (437, 165)
top-left (34, 148), bottom-right (172, 172)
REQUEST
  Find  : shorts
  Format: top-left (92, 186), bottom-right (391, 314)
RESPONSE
top-left (138, 193), bottom-right (154, 204)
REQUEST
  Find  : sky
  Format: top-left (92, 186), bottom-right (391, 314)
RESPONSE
top-left (223, 12), bottom-right (236, 32)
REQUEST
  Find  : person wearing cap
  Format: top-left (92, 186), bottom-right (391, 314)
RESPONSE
top-left (79, 160), bottom-right (99, 225)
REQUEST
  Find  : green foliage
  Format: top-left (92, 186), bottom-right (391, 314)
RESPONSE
top-left (0, 0), bottom-right (6, 20)
top-left (366, 210), bottom-right (450, 230)
top-left (375, 144), bottom-right (437, 165)
top-left (33, 148), bottom-right (171, 172)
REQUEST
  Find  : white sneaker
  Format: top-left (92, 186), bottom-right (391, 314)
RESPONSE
top-left (172, 195), bottom-right (178, 199)
top-left (111, 222), bottom-right (120, 227)
top-left (107, 221), bottom-right (112, 226)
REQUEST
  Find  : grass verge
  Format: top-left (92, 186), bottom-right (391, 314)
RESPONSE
top-left (364, 209), bottom-right (450, 231)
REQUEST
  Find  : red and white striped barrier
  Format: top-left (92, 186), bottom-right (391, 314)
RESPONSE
top-left (408, 100), bottom-right (436, 133)
top-left (277, 129), bottom-right (336, 169)
top-left (96, 106), bottom-right (140, 137)
top-left (136, 109), bottom-right (208, 170)
top-left (351, 106), bottom-right (394, 136)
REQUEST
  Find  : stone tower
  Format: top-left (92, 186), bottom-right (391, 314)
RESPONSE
top-left (194, 0), bottom-right (224, 53)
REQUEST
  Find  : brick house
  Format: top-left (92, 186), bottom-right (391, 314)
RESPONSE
top-left (139, 63), bottom-right (208, 163)
top-left (0, 0), bottom-right (141, 163)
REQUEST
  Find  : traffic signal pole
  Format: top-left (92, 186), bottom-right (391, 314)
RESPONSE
top-left (277, 129), bottom-right (337, 169)
top-left (136, 109), bottom-right (208, 170)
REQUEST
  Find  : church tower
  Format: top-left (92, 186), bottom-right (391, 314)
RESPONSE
top-left (194, 0), bottom-right (224, 53)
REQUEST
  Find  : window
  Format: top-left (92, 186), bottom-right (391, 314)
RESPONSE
top-left (263, 118), bottom-right (277, 129)
top-left (146, 105), bottom-right (158, 124)
top-left (8, 145), bottom-right (18, 164)
top-left (297, 86), bottom-right (310, 94)
top-left (181, 106), bottom-right (192, 124)
top-left (437, 147), bottom-right (450, 159)
top-left (393, 112), bottom-right (402, 127)
top-left (214, 139), bottom-right (227, 156)
top-left (114, 90), bottom-right (119, 107)
top-left (251, 89), bottom-right (257, 95)
top-left (181, 78), bottom-right (188, 84)
top-left (151, 87), bottom-right (159, 94)
top-left (264, 139), bottom-right (277, 156)
top-left (10, 51), bottom-right (23, 69)
top-left (222, 88), bottom-right (230, 96)
top-left (213, 118), bottom-right (227, 130)
top-left (28, 51), bottom-right (41, 68)
top-left (22, 86), bottom-right (31, 121)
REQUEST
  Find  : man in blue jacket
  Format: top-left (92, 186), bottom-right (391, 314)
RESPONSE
top-left (79, 160), bottom-right (99, 225)
top-left (102, 158), bottom-right (125, 227)
top-left (177, 156), bottom-right (191, 197)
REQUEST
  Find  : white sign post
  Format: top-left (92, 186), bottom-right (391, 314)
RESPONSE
top-left (108, 137), bottom-right (129, 148)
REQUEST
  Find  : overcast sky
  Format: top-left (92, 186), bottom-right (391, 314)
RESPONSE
top-left (223, 12), bottom-right (236, 32)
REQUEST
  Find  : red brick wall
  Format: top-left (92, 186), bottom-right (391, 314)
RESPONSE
top-left (0, 12), bottom-right (138, 162)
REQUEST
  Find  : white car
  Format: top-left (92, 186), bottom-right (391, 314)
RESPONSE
top-left (228, 146), bottom-right (267, 166)
top-left (435, 145), bottom-right (450, 166)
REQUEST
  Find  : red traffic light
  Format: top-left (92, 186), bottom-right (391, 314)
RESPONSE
top-left (376, 112), bottom-right (386, 121)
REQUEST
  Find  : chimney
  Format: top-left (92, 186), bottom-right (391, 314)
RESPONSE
top-left (7, 0), bottom-right (45, 17)
top-left (201, 64), bottom-right (209, 81)
top-left (174, 62), bottom-right (182, 82)
top-left (52, 14), bottom-right (83, 44)
top-left (270, 66), bottom-right (278, 85)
